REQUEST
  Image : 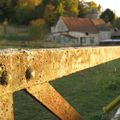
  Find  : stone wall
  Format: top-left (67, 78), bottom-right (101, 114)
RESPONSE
top-left (0, 47), bottom-right (120, 96)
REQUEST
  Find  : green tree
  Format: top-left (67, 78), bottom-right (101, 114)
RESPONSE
top-left (0, 0), bottom-right (15, 22)
top-left (30, 18), bottom-right (48, 40)
top-left (44, 3), bottom-right (57, 26)
top-left (78, 1), bottom-right (101, 17)
top-left (14, 7), bottom-right (34, 25)
top-left (100, 9), bottom-right (115, 23)
top-left (87, 1), bottom-right (99, 10)
top-left (78, 1), bottom-right (89, 17)
top-left (57, 1), bottom-right (64, 16)
top-left (112, 18), bottom-right (120, 29)
top-left (18, 0), bottom-right (42, 8)
top-left (63, 0), bottom-right (79, 16)
top-left (13, 0), bottom-right (44, 25)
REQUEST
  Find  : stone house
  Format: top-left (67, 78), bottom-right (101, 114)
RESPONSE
top-left (51, 16), bottom-right (112, 46)
top-left (111, 29), bottom-right (120, 39)
top-left (92, 19), bottom-right (113, 41)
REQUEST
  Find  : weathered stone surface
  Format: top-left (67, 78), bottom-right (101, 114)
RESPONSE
top-left (0, 47), bottom-right (120, 96)
top-left (0, 93), bottom-right (14, 120)
top-left (27, 83), bottom-right (83, 120)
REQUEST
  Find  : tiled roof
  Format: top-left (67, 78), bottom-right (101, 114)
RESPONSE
top-left (106, 22), bottom-right (113, 29)
top-left (61, 17), bottom-right (98, 33)
top-left (92, 19), bottom-right (105, 25)
top-left (92, 19), bottom-right (112, 31)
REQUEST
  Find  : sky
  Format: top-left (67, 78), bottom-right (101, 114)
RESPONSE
top-left (84, 0), bottom-right (120, 17)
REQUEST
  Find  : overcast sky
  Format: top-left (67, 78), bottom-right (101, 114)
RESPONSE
top-left (84, 0), bottom-right (120, 16)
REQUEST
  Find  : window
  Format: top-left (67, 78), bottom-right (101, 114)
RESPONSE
top-left (82, 37), bottom-right (86, 44)
top-left (85, 32), bottom-right (89, 36)
top-left (90, 38), bottom-right (94, 44)
top-left (80, 37), bottom-right (83, 44)
top-left (80, 37), bottom-right (86, 44)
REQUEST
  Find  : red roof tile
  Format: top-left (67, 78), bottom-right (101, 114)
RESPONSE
top-left (61, 17), bottom-right (98, 33)
top-left (92, 19), bottom-right (113, 31)
top-left (92, 19), bottom-right (105, 25)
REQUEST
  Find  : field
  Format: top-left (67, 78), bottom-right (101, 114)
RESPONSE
top-left (14, 58), bottom-right (120, 120)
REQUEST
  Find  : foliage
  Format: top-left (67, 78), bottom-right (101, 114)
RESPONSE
top-left (43, 0), bottom-right (79, 25)
top-left (100, 9), bottom-right (115, 23)
top-left (44, 3), bottom-right (57, 26)
top-left (29, 19), bottom-right (48, 40)
top-left (0, 0), bottom-right (15, 22)
top-left (87, 1), bottom-right (99, 10)
top-left (0, 0), bottom-right (44, 25)
top-left (112, 18), bottom-right (120, 29)
top-left (0, 0), bottom-right (117, 28)
top-left (14, 7), bottom-right (34, 25)
top-left (78, 1), bottom-right (89, 17)
top-left (57, 2), bottom-right (64, 16)
top-left (63, 0), bottom-right (79, 16)
top-left (78, 1), bottom-right (101, 17)
top-left (13, 0), bottom-right (44, 25)
top-left (18, 0), bottom-right (43, 8)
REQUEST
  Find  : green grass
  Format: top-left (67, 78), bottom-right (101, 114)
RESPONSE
top-left (14, 58), bottom-right (120, 120)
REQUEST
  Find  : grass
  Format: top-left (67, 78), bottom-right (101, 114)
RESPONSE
top-left (0, 34), bottom-right (72, 49)
top-left (13, 58), bottom-right (120, 120)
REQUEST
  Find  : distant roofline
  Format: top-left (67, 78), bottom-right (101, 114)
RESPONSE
top-left (60, 16), bottom-right (99, 33)
top-left (59, 16), bottom-right (112, 33)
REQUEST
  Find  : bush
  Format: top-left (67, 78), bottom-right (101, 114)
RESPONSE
top-left (14, 7), bottom-right (34, 25)
top-left (29, 19), bottom-right (49, 40)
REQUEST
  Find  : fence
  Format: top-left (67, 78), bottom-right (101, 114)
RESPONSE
top-left (1, 47), bottom-right (120, 120)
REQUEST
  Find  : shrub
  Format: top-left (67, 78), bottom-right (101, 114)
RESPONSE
top-left (29, 18), bottom-right (49, 40)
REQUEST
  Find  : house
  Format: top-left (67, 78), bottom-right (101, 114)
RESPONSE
top-left (51, 16), bottom-right (113, 46)
top-left (112, 29), bottom-right (120, 39)
top-left (92, 19), bottom-right (113, 41)
top-left (100, 29), bottom-right (120, 45)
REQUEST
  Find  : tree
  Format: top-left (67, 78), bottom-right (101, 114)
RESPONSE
top-left (0, 0), bottom-right (15, 22)
top-left (63, 0), bottom-right (79, 16)
top-left (30, 18), bottom-right (48, 40)
top-left (57, 1), bottom-right (64, 16)
top-left (112, 18), bottom-right (120, 29)
top-left (87, 1), bottom-right (99, 10)
top-left (78, 1), bottom-right (101, 17)
top-left (44, 3), bottom-right (57, 26)
top-left (18, 0), bottom-right (43, 8)
top-left (78, 1), bottom-right (89, 17)
top-left (100, 9), bottom-right (115, 23)
top-left (14, 7), bottom-right (34, 25)
top-left (13, 0), bottom-right (44, 25)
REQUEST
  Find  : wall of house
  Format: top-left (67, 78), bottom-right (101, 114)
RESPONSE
top-left (99, 31), bottom-right (112, 41)
top-left (54, 18), bottom-right (68, 33)
top-left (49, 34), bottom-right (79, 46)
top-left (69, 31), bottom-right (99, 45)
